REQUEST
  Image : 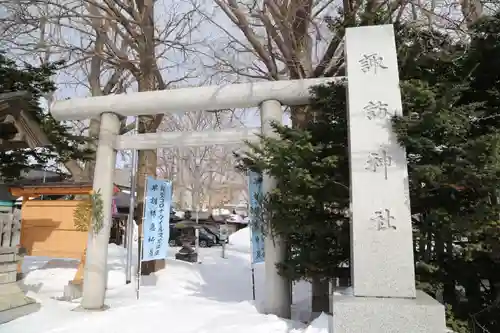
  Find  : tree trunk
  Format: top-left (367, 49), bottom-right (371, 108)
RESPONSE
top-left (443, 237), bottom-right (456, 306)
top-left (493, 281), bottom-right (500, 303)
top-left (134, 0), bottom-right (164, 274)
top-left (465, 275), bottom-right (481, 310)
top-left (83, 118), bottom-right (101, 180)
top-left (64, 159), bottom-right (86, 182)
top-left (311, 277), bottom-right (330, 319)
top-left (290, 105), bottom-right (312, 129)
top-left (424, 217), bottom-right (432, 263)
top-left (435, 228), bottom-right (457, 307)
top-left (136, 148), bottom-right (163, 275)
top-left (418, 231), bottom-right (426, 262)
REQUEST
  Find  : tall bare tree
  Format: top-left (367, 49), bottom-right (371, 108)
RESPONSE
top-left (194, 0), bottom-right (490, 315)
top-left (0, 0), bottom-right (206, 273)
top-left (196, 0), bottom-right (488, 126)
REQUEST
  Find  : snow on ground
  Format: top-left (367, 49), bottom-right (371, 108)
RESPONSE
top-left (228, 226), bottom-right (251, 253)
top-left (228, 227), bottom-right (313, 320)
top-left (2, 227), bottom-right (326, 333)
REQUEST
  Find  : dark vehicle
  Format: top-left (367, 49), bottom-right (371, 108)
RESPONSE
top-left (168, 224), bottom-right (216, 248)
top-left (198, 228), bottom-right (217, 247)
top-left (202, 226), bottom-right (227, 245)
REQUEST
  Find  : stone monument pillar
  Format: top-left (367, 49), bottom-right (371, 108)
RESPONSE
top-left (0, 247), bottom-right (40, 324)
top-left (331, 24), bottom-right (447, 333)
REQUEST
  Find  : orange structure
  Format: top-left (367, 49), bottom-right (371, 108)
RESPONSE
top-left (9, 183), bottom-right (94, 284)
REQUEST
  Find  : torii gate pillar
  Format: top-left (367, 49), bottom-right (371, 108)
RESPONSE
top-left (81, 112), bottom-right (120, 310)
top-left (260, 100), bottom-right (291, 318)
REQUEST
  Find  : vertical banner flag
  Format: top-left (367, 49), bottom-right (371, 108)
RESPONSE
top-left (248, 171), bottom-right (265, 264)
top-left (112, 185), bottom-right (119, 215)
top-left (142, 176), bottom-right (173, 262)
top-left (111, 198), bottom-right (118, 215)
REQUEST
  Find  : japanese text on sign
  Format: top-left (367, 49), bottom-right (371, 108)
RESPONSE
top-left (363, 101), bottom-right (393, 120)
top-left (359, 53), bottom-right (388, 74)
top-left (142, 176), bottom-right (173, 262)
top-left (370, 209), bottom-right (397, 231)
top-left (365, 149), bottom-right (392, 180)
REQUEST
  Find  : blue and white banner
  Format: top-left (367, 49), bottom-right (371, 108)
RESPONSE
top-left (142, 176), bottom-right (172, 262)
top-left (249, 171), bottom-right (265, 264)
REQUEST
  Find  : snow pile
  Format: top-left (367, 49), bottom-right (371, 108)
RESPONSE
top-left (228, 226), bottom-right (251, 253)
top-left (302, 313), bottom-right (330, 333)
top-left (6, 244), bottom-right (321, 333)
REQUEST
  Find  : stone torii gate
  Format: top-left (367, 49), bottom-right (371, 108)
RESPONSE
top-left (52, 74), bottom-right (335, 320)
top-left (50, 25), bottom-right (446, 332)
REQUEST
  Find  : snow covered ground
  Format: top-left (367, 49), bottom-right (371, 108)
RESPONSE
top-left (2, 227), bottom-right (326, 333)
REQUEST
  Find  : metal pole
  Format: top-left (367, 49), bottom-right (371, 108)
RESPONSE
top-left (136, 234), bottom-right (142, 300)
top-left (221, 222), bottom-right (227, 259)
top-left (126, 117), bottom-right (139, 284)
top-left (194, 165), bottom-right (200, 261)
top-left (195, 204), bottom-right (199, 261)
top-left (136, 174), bottom-right (148, 299)
top-left (251, 265), bottom-right (256, 300)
